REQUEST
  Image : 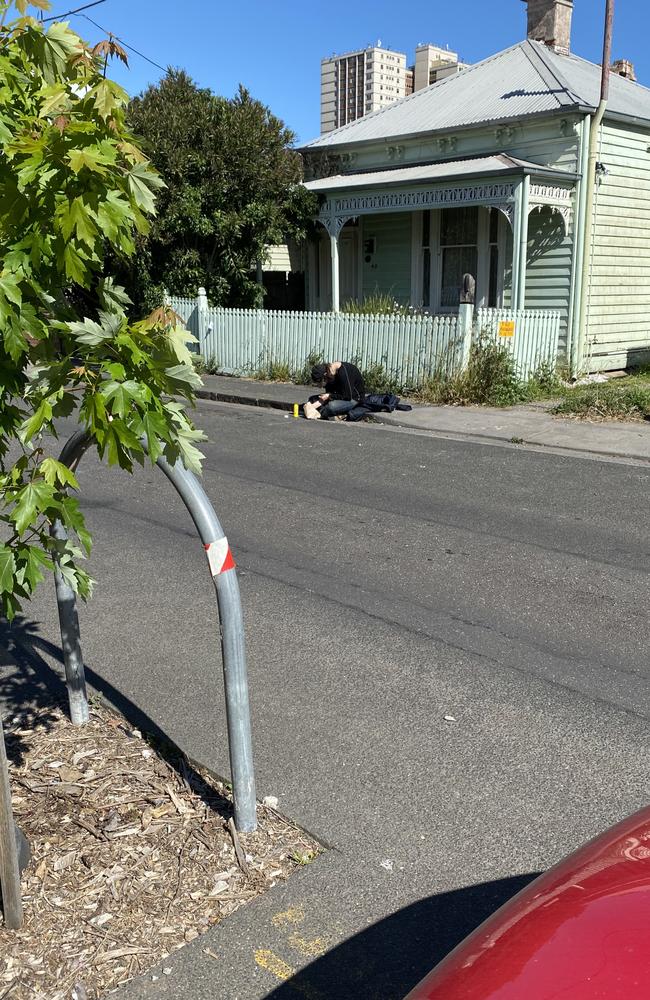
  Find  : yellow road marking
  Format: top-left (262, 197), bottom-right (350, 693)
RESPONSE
top-left (287, 933), bottom-right (328, 958)
top-left (254, 948), bottom-right (326, 1000)
top-left (254, 949), bottom-right (295, 981)
top-left (272, 906), bottom-right (305, 928)
top-left (259, 907), bottom-right (330, 999)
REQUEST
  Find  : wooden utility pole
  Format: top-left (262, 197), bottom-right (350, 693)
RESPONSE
top-left (0, 715), bottom-right (23, 929)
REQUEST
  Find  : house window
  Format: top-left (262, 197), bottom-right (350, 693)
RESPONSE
top-left (439, 207), bottom-right (478, 308)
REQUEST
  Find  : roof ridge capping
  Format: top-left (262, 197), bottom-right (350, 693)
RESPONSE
top-left (521, 38), bottom-right (582, 107)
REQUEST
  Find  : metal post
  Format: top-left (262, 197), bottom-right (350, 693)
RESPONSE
top-left (330, 233), bottom-right (340, 312)
top-left (52, 431), bottom-right (94, 727)
top-left (517, 176), bottom-right (530, 312)
top-left (53, 432), bottom-right (257, 832)
top-left (0, 715), bottom-right (23, 929)
top-left (511, 181), bottom-right (523, 309)
top-left (50, 519), bottom-right (90, 726)
top-left (154, 456), bottom-right (257, 833)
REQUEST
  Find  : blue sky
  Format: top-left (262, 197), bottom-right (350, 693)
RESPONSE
top-left (49, 0), bottom-right (647, 145)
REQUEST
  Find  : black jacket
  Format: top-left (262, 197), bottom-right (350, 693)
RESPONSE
top-left (346, 394), bottom-right (413, 421)
top-left (325, 363), bottom-right (365, 402)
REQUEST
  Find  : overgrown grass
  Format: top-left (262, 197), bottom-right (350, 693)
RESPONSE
top-left (251, 350), bottom-right (324, 385)
top-left (352, 358), bottom-right (405, 395)
top-left (416, 335), bottom-right (535, 407)
top-left (294, 350), bottom-right (324, 386)
top-left (525, 360), bottom-right (568, 400)
top-left (192, 353), bottom-right (220, 375)
top-left (252, 359), bottom-right (293, 382)
top-left (551, 373), bottom-right (650, 421)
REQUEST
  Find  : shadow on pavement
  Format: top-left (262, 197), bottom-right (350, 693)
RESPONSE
top-left (0, 616), bottom-right (233, 819)
top-left (0, 617), bottom-right (67, 767)
top-left (265, 873), bottom-right (540, 1000)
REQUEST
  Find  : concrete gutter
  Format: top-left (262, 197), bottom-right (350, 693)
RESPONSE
top-left (197, 386), bottom-right (296, 412)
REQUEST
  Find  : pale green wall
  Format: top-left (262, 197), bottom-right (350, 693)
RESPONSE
top-left (586, 121), bottom-right (650, 370)
top-left (361, 212), bottom-right (412, 303)
top-left (344, 117), bottom-right (581, 175)
top-left (504, 121), bottom-right (577, 353)
top-left (507, 129), bottom-right (580, 174)
top-left (525, 207), bottom-right (572, 354)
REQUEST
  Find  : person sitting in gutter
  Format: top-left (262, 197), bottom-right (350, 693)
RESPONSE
top-left (303, 362), bottom-right (365, 421)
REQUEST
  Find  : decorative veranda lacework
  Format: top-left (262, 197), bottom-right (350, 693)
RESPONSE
top-left (529, 183), bottom-right (574, 233)
top-left (317, 180), bottom-right (575, 235)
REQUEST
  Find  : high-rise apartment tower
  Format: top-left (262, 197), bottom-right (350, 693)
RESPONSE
top-left (320, 42), bottom-right (465, 134)
top-left (320, 45), bottom-right (408, 134)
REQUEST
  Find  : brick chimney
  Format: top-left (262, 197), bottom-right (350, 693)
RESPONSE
top-left (524, 0), bottom-right (573, 55)
top-left (611, 59), bottom-right (637, 82)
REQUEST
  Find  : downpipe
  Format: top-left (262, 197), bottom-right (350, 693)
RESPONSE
top-left (577, 0), bottom-right (614, 376)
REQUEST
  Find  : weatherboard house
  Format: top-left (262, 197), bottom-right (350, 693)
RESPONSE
top-left (301, 0), bottom-right (650, 372)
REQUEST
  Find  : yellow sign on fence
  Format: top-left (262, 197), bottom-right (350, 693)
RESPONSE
top-left (498, 321), bottom-right (515, 338)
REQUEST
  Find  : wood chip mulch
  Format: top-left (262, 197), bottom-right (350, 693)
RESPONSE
top-left (0, 701), bottom-right (320, 1000)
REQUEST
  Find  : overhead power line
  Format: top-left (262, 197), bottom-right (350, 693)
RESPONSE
top-left (43, 0), bottom-right (106, 22)
top-left (44, 2), bottom-right (167, 75)
top-left (80, 13), bottom-right (167, 73)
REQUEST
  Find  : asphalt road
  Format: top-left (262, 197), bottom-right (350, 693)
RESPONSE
top-left (5, 402), bottom-right (650, 999)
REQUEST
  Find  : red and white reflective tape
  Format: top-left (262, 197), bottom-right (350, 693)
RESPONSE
top-left (204, 537), bottom-right (236, 577)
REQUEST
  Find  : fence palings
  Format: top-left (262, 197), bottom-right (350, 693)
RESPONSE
top-left (476, 307), bottom-right (562, 379)
top-left (168, 304), bottom-right (463, 387)
top-left (167, 298), bottom-right (562, 386)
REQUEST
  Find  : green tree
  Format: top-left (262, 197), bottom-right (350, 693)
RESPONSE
top-left (0, 1), bottom-right (205, 620)
top-left (123, 69), bottom-right (316, 312)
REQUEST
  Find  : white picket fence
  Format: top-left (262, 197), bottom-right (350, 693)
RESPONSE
top-left (170, 294), bottom-right (463, 386)
top-left (167, 292), bottom-right (561, 384)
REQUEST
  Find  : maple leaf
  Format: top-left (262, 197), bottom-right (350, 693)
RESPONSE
top-left (92, 37), bottom-right (129, 67)
top-left (144, 305), bottom-right (184, 329)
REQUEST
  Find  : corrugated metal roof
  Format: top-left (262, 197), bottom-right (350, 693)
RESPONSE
top-left (304, 154), bottom-right (573, 193)
top-left (542, 46), bottom-right (650, 123)
top-left (304, 40), bottom-right (650, 150)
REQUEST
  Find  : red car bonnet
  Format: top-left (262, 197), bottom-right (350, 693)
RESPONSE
top-left (405, 805), bottom-right (650, 1000)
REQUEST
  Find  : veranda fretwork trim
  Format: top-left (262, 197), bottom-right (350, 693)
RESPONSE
top-left (317, 179), bottom-right (574, 236)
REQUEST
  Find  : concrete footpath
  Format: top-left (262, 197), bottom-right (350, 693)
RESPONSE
top-left (196, 374), bottom-right (650, 462)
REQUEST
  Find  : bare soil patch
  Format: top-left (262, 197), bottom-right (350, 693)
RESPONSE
top-left (0, 701), bottom-right (320, 999)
